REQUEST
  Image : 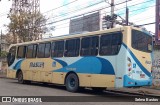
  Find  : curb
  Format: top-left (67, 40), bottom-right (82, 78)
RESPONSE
top-left (142, 87), bottom-right (160, 90)
top-left (107, 89), bottom-right (160, 97)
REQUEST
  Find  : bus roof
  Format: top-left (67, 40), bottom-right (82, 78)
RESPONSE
top-left (8, 26), bottom-right (151, 48)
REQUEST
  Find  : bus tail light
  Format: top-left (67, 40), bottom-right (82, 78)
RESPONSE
top-left (128, 68), bottom-right (131, 71)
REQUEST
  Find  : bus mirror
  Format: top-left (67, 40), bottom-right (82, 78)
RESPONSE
top-left (148, 44), bottom-right (152, 51)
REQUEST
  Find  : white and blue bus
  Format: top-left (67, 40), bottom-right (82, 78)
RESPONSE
top-left (7, 26), bottom-right (153, 92)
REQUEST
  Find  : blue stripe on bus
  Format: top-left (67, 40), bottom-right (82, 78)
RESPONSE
top-left (123, 75), bottom-right (152, 87)
top-left (53, 58), bottom-right (68, 67)
top-left (122, 43), bottom-right (151, 77)
top-left (53, 57), bottom-right (115, 75)
top-left (97, 57), bottom-right (115, 74)
top-left (13, 59), bottom-right (23, 70)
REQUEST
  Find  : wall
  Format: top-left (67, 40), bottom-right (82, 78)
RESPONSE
top-left (152, 49), bottom-right (160, 87)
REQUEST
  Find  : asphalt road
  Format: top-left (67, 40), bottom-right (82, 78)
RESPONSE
top-left (0, 78), bottom-right (159, 105)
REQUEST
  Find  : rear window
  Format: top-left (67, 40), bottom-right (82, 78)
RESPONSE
top-left (132, 30), bottom-right (152, 53)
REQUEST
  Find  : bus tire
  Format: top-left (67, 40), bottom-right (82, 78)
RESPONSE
top-left (65, 73), bottom-right (79, 92)
top-left (17, 71), bottom-right (24, 84)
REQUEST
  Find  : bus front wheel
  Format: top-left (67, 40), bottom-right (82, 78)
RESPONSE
top-left (18, 71), bottom-right (24, 84)
top-left (65, 73), bottom-right (79, 92)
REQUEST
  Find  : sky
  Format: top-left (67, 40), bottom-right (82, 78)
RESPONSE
top-left (0, 0), bottom-right (156, 37)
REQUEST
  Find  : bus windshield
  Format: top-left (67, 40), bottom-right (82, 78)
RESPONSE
top-left (132, 29), bottom-right (152, 53)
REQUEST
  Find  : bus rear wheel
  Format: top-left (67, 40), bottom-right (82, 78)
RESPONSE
top-left (65, 73), bottom-right (79, 92)
top-left (18, 71), bottom-right (24, 84)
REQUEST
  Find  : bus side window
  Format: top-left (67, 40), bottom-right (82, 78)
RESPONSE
top-left (17, 46), bottom-right (26, 58)
top-left (112, 34), bottom-right (122, 55)
top-left (64, 38), bottom-right (80, 57)
top-left (80, 36), bottom-right (99, 56)
top-left (81, 37), bottom-right (90, 56)
top-left (37, 43), bottom-right (51, 58)
top-left (100, 34), bottom-right (112, 55)
top-left (52, 41), bottom-right (64, 57)
top-left (26, 44), bottom-right (37, 58)
top-left (37, 43), bottom-right (45, 58)
top-left (44, 43), bottom-right (51, 58)
top-left (33, 44), bottom-right (37, 58)
top-left (100, 32), bottom-right (122, 55)
top-left (91, 36), bottom-right (99, 56)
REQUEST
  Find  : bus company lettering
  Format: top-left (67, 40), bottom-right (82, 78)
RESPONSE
top-left (66, 68), bottom-right (76, 71)
top-left (30, 62), bottom-right (44, 68)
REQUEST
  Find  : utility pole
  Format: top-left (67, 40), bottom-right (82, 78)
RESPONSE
top-left (126, 0), bottom-right (129, 26)
top-left (111, 0), bottom-right (115, 28)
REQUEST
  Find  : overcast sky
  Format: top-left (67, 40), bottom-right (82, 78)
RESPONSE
top-left (0, 0), bottom-right (156, 37)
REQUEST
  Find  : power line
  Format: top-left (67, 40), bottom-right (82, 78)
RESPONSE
top-left (133, 16), bottom-right (155, 23)
top-left (44, 0), bottom-right (133, 25)
top-left (45, 7), bottom-right (156, 31)
top-left (11, 0), bottom-right (105, 27)
top-left (1, 0), bottom-right (157, 35)
top-left (41, 0), bottom-right (78, 14)
top-left (116, 0), bottom-right (154, 15)
top-left (46, 0), bottom-right (105, 20)
top-left (136, 22), bottom-right (155, 27)
top-left (47, 0), bottom-right (154, 26)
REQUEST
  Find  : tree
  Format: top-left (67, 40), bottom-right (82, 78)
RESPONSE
top-left (0, 51), bottom-right (7, 58)
top-left (5, 12), bottom-right (48, 43)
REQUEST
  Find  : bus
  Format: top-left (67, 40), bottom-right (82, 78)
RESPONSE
top-left (6, 26), bottom-right (153, 92)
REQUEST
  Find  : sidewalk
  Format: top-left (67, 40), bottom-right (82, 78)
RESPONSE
top-left (108, 87), bottom-right (160, 96)
top-left (0, 70), bottom-right (7, 78)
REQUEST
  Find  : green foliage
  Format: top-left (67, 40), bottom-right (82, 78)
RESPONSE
top-left (0, 51), bottom-right (7, 58)
top-left (6, 12), bottom-right (48, 43)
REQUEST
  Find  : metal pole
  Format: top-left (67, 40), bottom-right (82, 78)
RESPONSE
top-left (126, 0), bottom-right (129, 25)
top-left (111, 0), bottom-right (114, 28)
top-left (111, 0), bottom-right (114, 17)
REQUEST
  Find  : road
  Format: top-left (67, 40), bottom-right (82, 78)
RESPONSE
top-left (0, 78), bottom-right (159, 105)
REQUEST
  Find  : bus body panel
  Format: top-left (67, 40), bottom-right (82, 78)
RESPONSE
top-left (6, 26), bottom-right (153, 89)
